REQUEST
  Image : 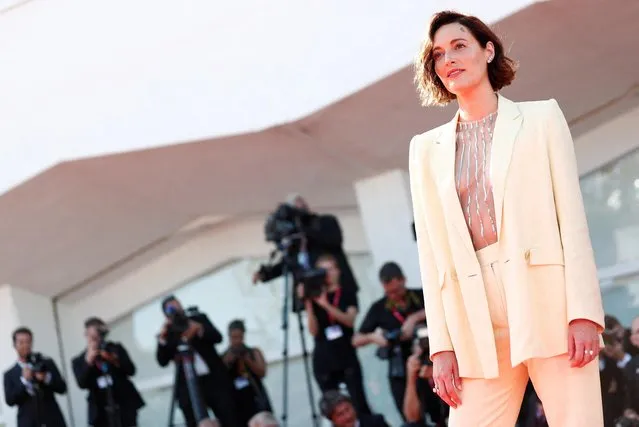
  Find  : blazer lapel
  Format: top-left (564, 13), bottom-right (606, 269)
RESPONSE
top-left (432, 113), bottom-right (476, 256)
top-left (491, 95), bottom-right (523, 238)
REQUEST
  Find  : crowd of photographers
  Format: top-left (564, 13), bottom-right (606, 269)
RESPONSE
top-left (3, 194), bottom-right (638, 427)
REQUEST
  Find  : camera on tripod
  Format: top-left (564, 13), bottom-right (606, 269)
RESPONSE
top-left (164, 305), bottom-right (200, 343)
top-left (264, 203), bottom-right (312, 244)
top-left (27, 352), bottom-right (47, 375)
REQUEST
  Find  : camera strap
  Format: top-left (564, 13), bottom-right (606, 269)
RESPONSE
top-left (327, 288), bottom-right (342, 324)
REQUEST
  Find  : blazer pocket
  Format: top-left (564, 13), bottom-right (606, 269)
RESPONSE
top-left (525, 247), bottom-right (565, 266)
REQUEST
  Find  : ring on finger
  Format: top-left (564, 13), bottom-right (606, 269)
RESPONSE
top-left (585, 349), bottom-right (595, 356)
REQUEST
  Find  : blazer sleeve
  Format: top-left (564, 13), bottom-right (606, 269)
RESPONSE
top-left (4, 370), bottom-right (30, 407)
top-left (44, 358), bottom-right (67, 394)
top-left (408, 135), bottom-right (453, 356)
top-left (546, 99), bottom-right (605, 330)
top-left (113, 343), bottom-right (136, 377)
top-left (72, 355), bottom-right (99, 390)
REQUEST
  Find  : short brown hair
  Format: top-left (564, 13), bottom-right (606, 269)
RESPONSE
top-left (414, 10), bottom-right (517, 106)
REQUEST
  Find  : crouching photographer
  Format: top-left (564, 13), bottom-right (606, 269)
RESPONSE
top-left (156, 295), bottom-right (239, 427)
top-left (4, 327), bottom-right (68, 427)
top-left (300, 254), bottom-right (372, 416)
top-left (402, 327), bottom-right (447, 427)
top-left (352, 262), bottom-right (425, 418)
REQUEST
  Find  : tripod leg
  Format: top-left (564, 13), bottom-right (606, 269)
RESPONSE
top-left (280, 271), bottom-right (291, 427)
top-left (167, 365), bottom-right (180, 427)
top-left (296, 311), bottom-right (319, 427)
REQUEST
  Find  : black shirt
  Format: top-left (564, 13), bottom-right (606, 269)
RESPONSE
top-left (311, 288), bottom-right (359, 370)
top-left (358, 289), bottom-right (425, 371)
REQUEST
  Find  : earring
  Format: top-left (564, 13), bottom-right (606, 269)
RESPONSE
top-left (488, 55), bottom-right (494, 63)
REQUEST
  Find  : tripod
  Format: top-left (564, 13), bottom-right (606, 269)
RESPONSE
top-left (98, 355), bottom-right (122, 427)
top-left (167, 341), bottom-right (211, 427)
top-left (279, 248), bottom-right (319, 427)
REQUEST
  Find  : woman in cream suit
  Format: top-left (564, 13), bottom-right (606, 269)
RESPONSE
top-left (409, 11), bottom-right (605, 427)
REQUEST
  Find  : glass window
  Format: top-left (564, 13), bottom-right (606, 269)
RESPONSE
top-left (581, 147), bottom-right (639, 268)
top-left (602, 275), bottom-right (639, 327)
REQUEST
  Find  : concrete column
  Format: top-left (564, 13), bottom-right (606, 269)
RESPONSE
top-left (0, 285), bottom-right (71, 427)
top-left (354, 169), bottom-right (421, 290)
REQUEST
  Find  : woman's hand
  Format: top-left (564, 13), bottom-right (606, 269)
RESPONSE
top-left (432, 351), bottom-right (462, 408)
top-left (567, 319), bottom-right (600, 368)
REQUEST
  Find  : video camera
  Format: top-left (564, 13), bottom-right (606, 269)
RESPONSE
top-left (264, 203), bottom-right (313, 244)
top-left (27, 352), bottom-right (47, 374)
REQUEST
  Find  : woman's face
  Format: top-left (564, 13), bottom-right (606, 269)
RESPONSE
top-left (432, 23), bottom-right (494, 98)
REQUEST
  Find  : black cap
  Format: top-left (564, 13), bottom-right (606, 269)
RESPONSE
top-left (379, 261), bottom-right (404, 284)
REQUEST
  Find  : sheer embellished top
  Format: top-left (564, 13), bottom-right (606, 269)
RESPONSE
top-left (455, 111), bottom-right (499, 251)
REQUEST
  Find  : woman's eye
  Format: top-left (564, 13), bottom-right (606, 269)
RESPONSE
top-left (454, 43), bottom-right (466, 50)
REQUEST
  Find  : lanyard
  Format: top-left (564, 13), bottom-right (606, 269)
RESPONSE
top-left (327, 288), bottom-right (342, 324)
top-left (391, 310), bottom-right (406, 324)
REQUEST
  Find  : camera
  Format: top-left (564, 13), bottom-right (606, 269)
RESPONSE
top-left (230, 344), bottom-right (250, 358)
top-left (164, 305), bottom-right (200, 342)
top-left (375, 329), bottom-right (406, 378)
top-left (264, 203), bottom-right (312, 244)
top-left (375, 329), bottom-right (402, 360)
top-left (300, 268), bottom-right (329, 299)
top-left (27, 352), bottom-right (47, 374)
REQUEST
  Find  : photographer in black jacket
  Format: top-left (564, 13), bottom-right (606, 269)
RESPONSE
top-left (156, 295), bottom-right (239, 427)
top-left (72, 317), bottom-right (145, 427)
top-left (3, 327), bottom-right (68, 427)
top-left (300, 254), bottom-right (372, 416)
top-left (352, 262), bottom-right (425, 419)
top-left (252, 194), bottom-right (359, 294)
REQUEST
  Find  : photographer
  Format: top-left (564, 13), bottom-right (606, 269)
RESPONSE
top-left (3, 327), bottom-right (68, 427)
top-left (253, 194), bottom-right (359, 294)
top-left (402, 327), bottom-right (447, 427)
top-left (352, 262), bottom-right (425, 417)
top-left (221, 319), bottom-right (272, 426)
top-left (300, 254), bottom-right (372, 416)
top-left (72, 317), bottom-right (145, 427)
top-left (156, 295), bottom-right (239, 427)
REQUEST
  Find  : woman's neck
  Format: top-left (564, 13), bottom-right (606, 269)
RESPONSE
top-left (327, 283), bottom-right (340, 293)
top-left (457, 83), bottom-right (498, 122)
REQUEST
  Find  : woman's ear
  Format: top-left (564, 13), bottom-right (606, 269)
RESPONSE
top-left (485, 41), bottom-right (496, 63)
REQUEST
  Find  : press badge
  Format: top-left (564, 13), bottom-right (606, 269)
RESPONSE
top-left (325, 325), bottom-right (344, 341)
top-left (96, 375), bottom-right (113, 389)
top-left (234, 377), bottom-right (250, 390)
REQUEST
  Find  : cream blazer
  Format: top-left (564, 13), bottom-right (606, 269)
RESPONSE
top-left (408, 94), bottom-right (605, 379)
